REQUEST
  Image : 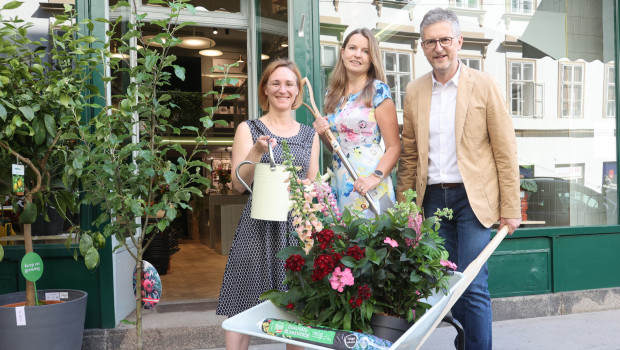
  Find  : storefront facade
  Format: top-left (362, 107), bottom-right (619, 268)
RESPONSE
top-left (1, 0), bottom-right (619, 329)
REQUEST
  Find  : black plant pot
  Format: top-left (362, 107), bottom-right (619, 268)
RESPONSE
top-left (370, 313), bottom-right (414, 343)
top-left (0, 289), bottom-right (87, 350)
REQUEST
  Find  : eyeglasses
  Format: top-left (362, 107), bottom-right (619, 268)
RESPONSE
top-left (421, 36), bottom-right (457, 50)
top-left (267, 81), bottom-right (297, 90)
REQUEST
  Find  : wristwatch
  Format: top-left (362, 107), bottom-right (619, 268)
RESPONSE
top-left (371, 169), bottom-right (384, 181)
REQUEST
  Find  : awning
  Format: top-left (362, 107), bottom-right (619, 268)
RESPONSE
top-left (518, 11), bottom-right (567, 60)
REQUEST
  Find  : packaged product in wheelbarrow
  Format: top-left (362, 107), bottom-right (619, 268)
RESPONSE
top-left (261, 318), bottom-right (392, 350)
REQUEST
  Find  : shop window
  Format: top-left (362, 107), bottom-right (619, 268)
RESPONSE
top-left (560, 62), bottom-right (584, 118)
top-left (509, 60), bottom-right (543, 117)
top-left (383, 50), bottom-right (412, 111)
top-left (604, 64), bottom-right (616, 118)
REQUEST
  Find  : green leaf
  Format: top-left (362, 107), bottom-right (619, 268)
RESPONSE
top-left (0, 244), bottom-right (4, 262)
top-left (276, 245), bottom-right (305, 260)
top-left (59, 94), bottom-right (71, 107)
top-left (79, 234), bottom-right (94, 257)
top-left (44, 113), bottom-right (57, 136)
top-left (172, 65), bottom-right (185, 81)
top-left (84, 247), bottom-right (100, 270)
top-left (2, 1), bottom-right (22, 10)
top-left (0, 104), bottom-right (6, 121)
top-left (145, 55), bottom-right (158, 70)
top-left (18, 106), bottom-right (34, 121)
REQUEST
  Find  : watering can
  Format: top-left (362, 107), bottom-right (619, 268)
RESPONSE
top-left (235, 143), bottom-right (291, 222)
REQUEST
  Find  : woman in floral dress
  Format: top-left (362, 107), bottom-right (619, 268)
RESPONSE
top-left (313, 28), bottom-right (400, 218)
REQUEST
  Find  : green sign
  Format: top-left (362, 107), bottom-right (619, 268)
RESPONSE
top-left (21, 252), bottom-right (43, 282)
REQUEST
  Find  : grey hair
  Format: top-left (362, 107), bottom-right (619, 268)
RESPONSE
top-left (420, 8), bottom-right (461, 39)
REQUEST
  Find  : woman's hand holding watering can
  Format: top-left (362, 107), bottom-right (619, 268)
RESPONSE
top-left (254, 135), bottom-right (277, 154)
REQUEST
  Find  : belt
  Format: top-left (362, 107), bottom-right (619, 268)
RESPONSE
top-left (429, 183), bottom-right (464, 189)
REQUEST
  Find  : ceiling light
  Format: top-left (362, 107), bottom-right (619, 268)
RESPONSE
top-left (199, 49), bottom-right (223, 57)
top-left (142, 35), bottom-right (165, 47)
top-left (237, 54), bottom-right (244, 63)
top-left (212, 28), bottom-right (218, 35)
top-left (261, 54), bottom-right (269, 60)
top-left (280, 42), bottom-right (288, 47)
top-left (110, 52), bottom-right (129, 59)
top-left (178, 36), bottom-right (215, 49)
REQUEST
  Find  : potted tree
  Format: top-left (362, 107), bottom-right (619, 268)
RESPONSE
top-left (0, 2), bottom-right (102, 348)
top-left (66, 1), bottom-right (234, 348)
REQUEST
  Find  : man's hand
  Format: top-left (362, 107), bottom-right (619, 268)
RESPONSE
top-left (499, 217), bottom-right (521, 235)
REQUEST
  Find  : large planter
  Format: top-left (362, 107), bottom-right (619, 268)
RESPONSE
top-left (0, 289), bottom-right (87, 350)
top-left (370, 313), bottom-right (414, 343)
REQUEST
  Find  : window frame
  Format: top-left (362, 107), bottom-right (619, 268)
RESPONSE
top-left (508, 0), bottom-right (536, 15)
top-left (460, 56), bottom-right (483, 71)
top-left (604, 63), bottom-right (616, 119)
top-left (451, 0), bottom-right (481, 10)
top-left (320, 42), bottom-right (339, 94)
top-left (382, 49), bottom-right (413, 111)
top-left (559, 61), bottom-right (586, 119)
top-left (508, 59), bottom-right (542, 118)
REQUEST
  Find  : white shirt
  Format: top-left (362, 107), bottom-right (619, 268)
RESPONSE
top-left (427, 64), bottom-right (463, 185)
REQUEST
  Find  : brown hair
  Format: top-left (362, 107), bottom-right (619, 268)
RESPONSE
top-left (323, 28), bottom-right (387, 114)
top-left (257, 58), bottom-right (303, 112)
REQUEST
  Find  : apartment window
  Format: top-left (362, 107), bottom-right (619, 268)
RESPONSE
top-left (509, 60), bottom-right (543, 117)
top-left (461, 57), bottom-right (481, 70)
top-left (320, 44), bottom-right (338, 93)
top-left (560, 62), bottom-right (584, 118)
top-left (604, 64), bottom-right (615, 118)
top-left (509, 0), bottom-right (535, 15)
top-left (452, 0), bottom-right (480, 9)
top-left (383, 51), bottom-right (412, 110)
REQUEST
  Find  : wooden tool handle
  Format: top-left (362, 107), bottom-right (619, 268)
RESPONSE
top-left (415, 225), bottom-right (510, 349)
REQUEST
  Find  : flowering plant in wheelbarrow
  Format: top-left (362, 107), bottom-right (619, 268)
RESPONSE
top-left (261, 141), bottom-right (456, 335)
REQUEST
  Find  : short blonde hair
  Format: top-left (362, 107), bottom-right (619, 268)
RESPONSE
top-left (258, 58), bottom-right (303, 112)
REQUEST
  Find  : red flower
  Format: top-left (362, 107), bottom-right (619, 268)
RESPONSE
top-left (286, 303), bottom-right (295, 310)
top-left (349, 297), bottom-right (363, 308)
top-left (357, 285), bottom-right (371, 300)
top-left (345, 246), bottom-right (366, 261)
top-left (285, 254), bottom-right (305, 272)
top-left (313, 229), bottom-right (334, 245)
top-left (311, 254), bottom-right (337, 281)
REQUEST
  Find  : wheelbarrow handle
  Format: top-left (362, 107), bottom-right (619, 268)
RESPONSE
top-left (301, 77), bottom-right (380, 216)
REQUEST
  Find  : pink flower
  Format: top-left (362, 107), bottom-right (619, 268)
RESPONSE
top-left (329, 267), bottom-right (354, 292)
top-left (441, 260), bottom-right (458, 270)
top-left (384, 237), bottom-right (398, 248)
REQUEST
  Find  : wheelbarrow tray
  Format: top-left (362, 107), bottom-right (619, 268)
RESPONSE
top-left (222, 271), bottom-right (465, 349)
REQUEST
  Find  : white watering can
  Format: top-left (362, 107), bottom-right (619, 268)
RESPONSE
top-left (235, 143), bottom-right (291, 222)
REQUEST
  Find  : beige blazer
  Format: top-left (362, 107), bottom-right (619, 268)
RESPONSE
top-left (396, 64), bottom-right (521, 228)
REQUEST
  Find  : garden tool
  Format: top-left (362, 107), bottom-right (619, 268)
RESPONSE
top-left (301, 77), bottom-right (394, 216)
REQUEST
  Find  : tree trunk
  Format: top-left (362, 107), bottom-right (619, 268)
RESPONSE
top-left (24, 223), bottom-right (35, 307)
top-left (136, 256), bottom-right (143, 350)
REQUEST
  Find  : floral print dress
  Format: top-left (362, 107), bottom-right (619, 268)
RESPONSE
top-left (327, 80), bottom-right (396, 218)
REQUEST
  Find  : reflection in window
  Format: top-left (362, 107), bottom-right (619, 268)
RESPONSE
top-left (320, 45), bottom-right (338, 93)
top-left (510, 0), bottom-right (535, 15)
top-left (509, 60), bottom-right (543, 117)
top-left (560, 62), bottom-right (584, 118)
top-left (452, 0), bottom-right (480, 10)
top-left (605, 64), bottom-right (616, 118)
top-left (383, 51), bottom-right (411, 110)
top-left (141, 0), bottom-right (241, 13)
top-left (460, 57), bottom-right (481, 70)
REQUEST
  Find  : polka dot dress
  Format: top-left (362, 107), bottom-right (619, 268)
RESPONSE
top-left (216, 119), bottom-right (315, 317)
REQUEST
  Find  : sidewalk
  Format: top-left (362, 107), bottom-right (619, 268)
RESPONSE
top-left (206, 308), bottom-right (620, 350)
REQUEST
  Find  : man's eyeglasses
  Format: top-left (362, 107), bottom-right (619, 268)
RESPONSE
top-left (267, 81), bottom-right (297, 90)
top-left (421, 36), bottom-right (457, 50)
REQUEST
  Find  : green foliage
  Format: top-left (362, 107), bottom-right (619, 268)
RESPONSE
top-left (520, 178), bottom-right (538, 192)
top-left (261, 141), bottom-right (457, 334)
top-left (0, 3), bottom-right (88, 224)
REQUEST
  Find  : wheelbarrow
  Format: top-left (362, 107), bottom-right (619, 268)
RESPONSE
top-left (222, 225), bottom-right (510, 349)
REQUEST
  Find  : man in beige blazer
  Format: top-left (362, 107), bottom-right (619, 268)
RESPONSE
top-left (396, 8), bottom-right (521, 350)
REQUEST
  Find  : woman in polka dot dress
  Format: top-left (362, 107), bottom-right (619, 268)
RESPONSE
top-left (216, 59), bottom-right (319, 350)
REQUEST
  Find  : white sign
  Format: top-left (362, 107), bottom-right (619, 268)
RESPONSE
top-left (15, 306), bottom-right (26, 326)
top-left (45, 292), bottom-right (61, 301)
